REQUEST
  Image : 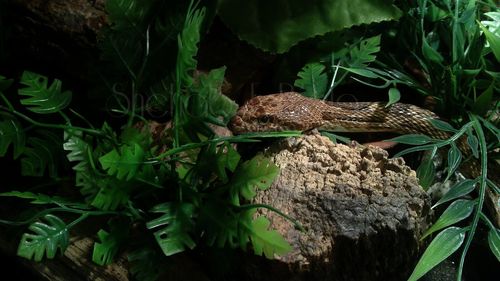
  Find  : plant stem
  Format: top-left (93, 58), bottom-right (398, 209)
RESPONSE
top-left (237, 203), bottom-right (304, 231)
top-left (457, 114), bottom-right (488, 280)
top-left (0, 105), bottom-right (109, 138)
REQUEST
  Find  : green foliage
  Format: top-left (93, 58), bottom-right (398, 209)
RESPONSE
top-left (422, 199), bottom-right (475, 239)
top-left (238, 211), bottom-right (292, 259)
top-left (294, 35), bottom-right (383, 100)
top-left (92, 219), bottom-right (129, 265)
top-left (0, 114), bottom-right (25, 158)
top-left (408, 227), bottom-right (466, 281)
top-left (0, 3), bottom-right (294, 279)
top-left (18, 71), bottom-right (72, 114)
top-left (218, 0), bottom-right (400, 53)
top-left (99, 143), bottom-right (145, 181)
top-left (488, 228), bottom-right (500, 262)
top-left (21, 130), bottom-right (65, 178)
top-left (228, 155), bottom-right (280, 204)
top-left (294, 63), bottom-right (328, 98)
top-left (17, 214), bottom-right (70, 262)
top-left (146, 202), bottom-right (197, 256)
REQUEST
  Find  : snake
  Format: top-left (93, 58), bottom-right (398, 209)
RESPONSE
top-left (230, 92), bottom-right (449, 140)
top-left (230, 92), bottom-right (500, 227)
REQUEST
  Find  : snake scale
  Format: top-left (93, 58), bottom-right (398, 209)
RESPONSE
top-left (230, 92), bottom-right (450, 140)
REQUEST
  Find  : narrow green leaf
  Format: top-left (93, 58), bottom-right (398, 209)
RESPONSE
top-left (387, 134), bottom-right (433, 145)
top-left (479, 21), bottom-right (500, 62)
top-left (422, 38), bottom-right (444, 64)
top-left (472, 84), bottom-right (494, 115)
top-left (433, 179), bottom-right (477, 208)
top-left (294, 63), bottom-right (328, 99)
top-left (429, 119), bottom-right (457, 133)
top-left (466, 131), bottom-right (479, 158)
top-left (445, 144), bottom-right (462, 180)
top-left (343, 67), bottom-right (379, 78)
top-left (394, 144), bottom-right (438, 158)
top-left (488, 229), bottom-right (500, 262)
top-left (386, 87), bottom-right (400, 107)
top-left (407, 227), bottom-right (466, 281)
top-left (417, 158), bottom-right (435, 190)
top-left (422, 199), bottom-right (476, 239)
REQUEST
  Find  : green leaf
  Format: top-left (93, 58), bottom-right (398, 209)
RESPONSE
top-left (479, 20), bottom-right (500, 62)
top-left (394, 143), bottom-right (438, 158)
top-left (347, 35), bottom-right (381, 68)
top-left (128, 247), bottom-right (166, 281)
top-left (21, 130), bottom-right (64, 178)
top-left (387, 134), bottom-right (433, 145)
top-left (216, 143), bottom-right (241, 182)
top-left (198, 197), bottom-right (239, 248)
top-left (294, 63), bottom-right (328, 99)
top-left (445, 144), bottom-right (462, 180)
top-left (342, 67), bottom-right (379, 78)
top-left (466, 131), bottom-right (479, 158)
top-left (0, 115), bottom-right (25, 158)
top-left (91, 178), bottom-right (131, 211)
top-left (408, 227), bottom-right (466, 281)
top-left (92, 220), bottom-right (129, 265)
top-left (18, 71), bottom-right (72, 114)
top-left (488, 228), bottom-right (500, 262)
top-left (177, 2), bottom-right (206, 87)
top-left (386, 87), bottom-right (400, 107)
top-left (146, 202), bottom-right (196, 256)
top-left (190, 66), bottom-right (238, 126)
top-left (472, 84), bottom-right (494, 115)
top-left (422, 199), bottom-right (476, 239)
top-left (239, 211), bottom-right (291, 259)
top-left (433, 179), bottom-right (477, 208)
top-left (218, 0), bottom-right (401, 53)
top-left (229, 155), bottom-right (279, 205)
top-left (99, 143), bottom-right (145, 181)
top-left (17, 214), bottom-right (70, 261)
top-left (0, 75), bottom-right (13, 91)
top-left (417, 157), bottom-right (435, 190)
top-left (422, 36), bottom-right (444, 64)
top-left (429, 119), bottom-right (457, 133)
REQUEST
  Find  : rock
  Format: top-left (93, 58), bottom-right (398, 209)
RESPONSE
top-left (250, 134), bottom-right (432, 281)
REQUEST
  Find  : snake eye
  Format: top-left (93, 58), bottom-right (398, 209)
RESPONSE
top-left (258, 115), bottom-right (271, 124)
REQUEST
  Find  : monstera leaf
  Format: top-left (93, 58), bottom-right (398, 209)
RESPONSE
top-left (17, 214), bottom-right (70, 261)
top-left (18, 71), bottom-right (72, 114)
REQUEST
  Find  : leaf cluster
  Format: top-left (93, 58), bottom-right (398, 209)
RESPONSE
top-left (0, 2), bottom-right (294, 281)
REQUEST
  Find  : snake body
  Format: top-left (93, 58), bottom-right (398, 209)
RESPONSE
top-left (230, 92), bottom-right (449, 140)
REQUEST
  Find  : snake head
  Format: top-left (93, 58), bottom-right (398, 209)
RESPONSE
top-left (229, 92), bottom-right (324, 134)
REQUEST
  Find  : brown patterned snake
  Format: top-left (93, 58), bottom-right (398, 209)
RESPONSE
top-left (230, 92), bottom-right (500, 226)
top-left (230, 92), bottom-right (449, 139)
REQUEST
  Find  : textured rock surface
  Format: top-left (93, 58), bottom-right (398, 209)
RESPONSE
top-left (251, 134), bottom-right (432, 281)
